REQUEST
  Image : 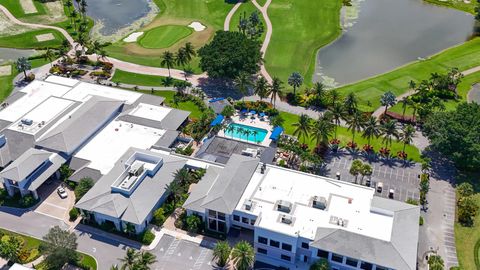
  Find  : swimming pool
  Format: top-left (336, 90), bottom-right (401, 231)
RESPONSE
top-left (224, 123), bottom-right (268, 143)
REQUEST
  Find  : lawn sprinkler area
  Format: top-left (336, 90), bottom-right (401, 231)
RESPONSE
top-left (217, 113), bottom-right (273, 146)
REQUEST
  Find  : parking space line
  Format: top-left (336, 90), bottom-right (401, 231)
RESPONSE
top-left (164, 239), bottom-right (181, 257)
top-left (192, 249), bottom-right (209, 270)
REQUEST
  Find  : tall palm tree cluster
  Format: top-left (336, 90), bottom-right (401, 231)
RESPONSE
top-left (236, 75), bottom-right (284, 107)
top-left (114, 248), bottom-right (157, 270)
top-left (292, 96), bottom-right (416, 158)
top-left (65, 0), bottom-right (88, 33)
top-left (161, 42), bottom-right (196, 78)
top-left (164, 168), bottom-right (195, 207)
top-left (223, 125), bottom-right (260, 143)
top-left (237, 11), bottom-right (265, 40)
top-left (212, 240), bottom-right (255, 270)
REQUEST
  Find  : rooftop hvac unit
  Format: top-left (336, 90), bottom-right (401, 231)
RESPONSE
top-left (21, 119), bottom-right (33, 126)
top-left (128, 162), bottom-right (144, 177)
top-left (277, 200), bottom-right (292, 213)
top-left (312, 196), bottom-right (327, 210)
top-left (280, 214), bottom-right (293, 225)
top-left (244, 199), bottom-right (253, 211)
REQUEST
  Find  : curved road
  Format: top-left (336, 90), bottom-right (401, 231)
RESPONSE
top-left (224, 1), bottom-right (243, 31)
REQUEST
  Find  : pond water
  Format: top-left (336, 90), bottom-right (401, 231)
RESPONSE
top-left (84, 0), bottom-right (152, 36)
top-left (0, 48), bottom-right (37, 65)
top-left (315, 0), bottom-right (474, 86)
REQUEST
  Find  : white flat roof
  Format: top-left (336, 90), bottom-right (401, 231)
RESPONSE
top-left (45, 75), bottom-right (79, 87)
top-left (63, 82), bottom-right (141, 104)
top-left (236, 166), bottom-right (394, 241)
top-left (0, 81), bottom-right (71, 122)
top-left (129, 103), bottom-right (171, 122)
top-left (8, 97), bottom-right (75, 134)
top-left (74, 120), bottom-right (166, 174)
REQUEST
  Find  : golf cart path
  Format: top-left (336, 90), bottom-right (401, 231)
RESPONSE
top-left (371, 65), bottom-right (480, 118)
top-left (252, 0), bottom-right (273, 83)
top-left (224, 1), bottom-right (243, 31)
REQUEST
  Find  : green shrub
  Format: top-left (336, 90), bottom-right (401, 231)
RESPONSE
top-left (152, 208), bottom-right (166, 226)
top-left (19, 195), bottom-right (35, 207)
top-left (186, 215), bottom-right (202, 233)
top-left (69, 208), bottom-right (79, 221)
top-left (0, 188), bottom-right (7, 200)
top-left (141, 230), bottom-right (155, 245)
top-left (74, 178), bottom-right (94, 201)
top-left (419, 216), bottom-right (424, 226)
top-left (406, 198), bottom-right (419, 205)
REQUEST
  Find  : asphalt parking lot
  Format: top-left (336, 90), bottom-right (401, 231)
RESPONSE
top-left (323, 152), bottom-right (422, 202)
top-left (151, 234), bottom-right (215, 270)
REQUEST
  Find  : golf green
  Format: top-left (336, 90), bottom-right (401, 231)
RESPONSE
top-left (138, 25), bottom-right (193, 49)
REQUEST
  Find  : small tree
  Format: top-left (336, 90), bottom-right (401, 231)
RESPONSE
top-left (349, 159), bottom-right (363, 184)
top-left (380, 91), bottom-right (397, 115)
top-left (213, 241), bottom-right (231, 267)
top-left (360, 163), bottom-right (373, 184)
top-left (152, 208), bottom-right (166, 226)
top-left (0, 236), bottom-right (22, 263)
top-left (428, 254), bottom-right (444, 270)
top-left (309, 258), bottom-right (330, 270)
top-left (288, 71), bottom-right (303, 96)
top-left (15, 57), bottom-right (32, 79)
top-left (457, 195), bottom-right (479, 226)
top-left (59, 164), bottom-right (73, 182)
top-left (41, 226), bottom-right (78, 269)
top-left (74, 177), bottom-right (94, 200)
top-left (186, 215), bottom-right (202, 233)
top-left (221, 105), bottom-right (235, 118)
top-left (457, 182), bottom-right (474, 199)
top-left (231, 241), bottom-right (255, 270)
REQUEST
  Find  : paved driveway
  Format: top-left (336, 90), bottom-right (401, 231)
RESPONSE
top-left (34, 180), bottom-right (74, 221)
top-left (322, 151), bottom-right (422, 202)
top-left (151, 234), bottom-right (215, 270)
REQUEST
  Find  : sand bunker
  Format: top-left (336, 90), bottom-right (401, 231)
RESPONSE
top-left (36, 33), bottom-right (55, 42)
top-left (20, 0), bottom-right (38, 14)
top-left (188, 22), bottom-right (206, 32)
top-left (123, 32), bottom-right (144, 42)
top-left (0, 66), bottom-right (12, 77)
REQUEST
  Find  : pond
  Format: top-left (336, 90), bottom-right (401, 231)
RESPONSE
top-left (0, 48), bottom-right (37, 65)
top-left (84, 0), bottom-right (155, 38)
top-left (315, 0), bottom-right (474, 86)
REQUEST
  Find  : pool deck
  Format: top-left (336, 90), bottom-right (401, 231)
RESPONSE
top-left (217, 114), bottom-right (273, 147)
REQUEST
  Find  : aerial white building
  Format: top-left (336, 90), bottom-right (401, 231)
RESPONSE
top-left (184, 155), bottom-right (420, 270)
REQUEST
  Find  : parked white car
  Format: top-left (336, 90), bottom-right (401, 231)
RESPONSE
top-left (57, 187), bottom-right (68, 199)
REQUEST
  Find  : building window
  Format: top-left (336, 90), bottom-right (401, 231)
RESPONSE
top-left (242, 217), bottom-right (249, 224)
top-left (301, 242), bottom-right (309, 249)
top-left (346, 258), bottom-right (358, 267)
top-left (218, 212), bottom-right (226, 221)
top-left (250, 218), bottom-right (256, 225)
top-left (208, 219), bottom-right (217, 231)
top-left (208, 210), bottom-right (216, 218)
top-left (331, 253), bottom-right (343, 263)
top-left (233, 215), bottom-right (240, 221)
top-left (257, 248), bottom-right (267, 255)
top-left (282, 243), bottom-right (292, 252)
top-left (316, 249), bottom-right (328, 259)
top-left (270, 240), bottom-right (280, 248)
top-left (376, 267), bottom-right (387, 270)
top-left (281, 254), bottom-right (291, 261)
top-left (360, 262), bottom-right (373, 270)
top-left (258, 236), bottom-right (268, 244)
top-left (218, 221), bottom-right (226, 232)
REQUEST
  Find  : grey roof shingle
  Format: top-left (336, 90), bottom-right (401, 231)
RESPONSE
top-left (152, 130), bottom-right (180, 150)
top-left (36, 96), bottom-right (123, 154)
top-left (310, 197), bottom-right (419, 270)
top-left (183, 154), bottom-right (259, 214)
top-left (76, 148), bottom-right (187, 225)
top-left (0, 148), bottom-right (52, 181)
top-left (118, 107), bottom-right (190, 131)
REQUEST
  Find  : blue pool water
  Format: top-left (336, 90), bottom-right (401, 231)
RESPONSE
top-left (225, 123), bottom-right (268, 143)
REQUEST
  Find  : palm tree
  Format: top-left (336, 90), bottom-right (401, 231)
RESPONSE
top-left (254, 76), bottom-right (269, 100)
top-left (380, 119), bottom-right (399, 149)
top-left (269, 77), bottom-right (283, 108)
top-left (362, 116), bottom-right (380, 146)
top-left (288, 71), bottom-right (303, 96)
top-left (44, 47), bottom-right (56, 67)
top-left (251, 130), bottom-right (259, 143)
top-left (161, 51), bottom-right (175, 77)
top-left (292, 114), bottom-right (312, 144)
top-left (311, 116), bottom-right (334, 148)
top-left (311, 81), bottom-right (326, 107)
top-left (123, 222), bottom-right (136, 237)
top-left (231, 241), bottom-right (255, 270)
top-left (380, 91), bottom-right (397, 115)
top-left (183, 42), bottom-right (196, 61)
top-left (329, 89), bottom-right (340, 107)
top-left (15, 57), bottom-right (31, 78)
top-left (80, 0), bottom-right (88, 23)
top-left (243, 129), bottom-right (251, 141)
top-left (110, 265), bottom-right (119, 270)
top-left (176, 47), bottom-right (189, 80)
top-left (400, 97), bottom-right (410, 120)
top-left (71, 9), bottom-right (78, 31)
top-left (410, 101), bottom-right (421, 123)
top-left (234, 72), bottom-right (252, 101)
top-left (212, 241), bottom-right (231, 267)
top-left (346, 110), bottom-right (365, 146)
top-left (137, 251), bottom-right (157, 269)
top-left (164, 180), bottom-right (183, 207)
top-left (344, 92), bottom-right (358, 114)
top-left (330, 103), bottom-right (346, 139)
top-left (408, 80), bottom-right (416, 91)
top-left (226, 125), bottom-right (235, 138)
top-left (174, 168), bottom-right (192, 186)
top-left (400, 124), bottom-right (415, 153)
top-left (120, 248), bottom-right (139, 270)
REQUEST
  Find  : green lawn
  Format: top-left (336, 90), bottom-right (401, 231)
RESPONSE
top-left (0, 29), bottom-right (64, 49)
top-left (388, 71), bottom-right (480, 116)
top-left (334, 38), bottom-right (480, 112)
top-left (139, 25), bottom-right (193, 49)
top-left (139, 90), bottom-right (204, 119)
top-left (279, 111), bottom-right (422, 162)
top-left (424, 0), bottom-right (477, 14)
top-left (264, 0), bottom-right (341, 86)
top-left (0, 58), bottom-right (49, 101)
top-left (2, 0), bottom-right (47, 18)
top-left (111, 69), bottom-right (183, 87)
